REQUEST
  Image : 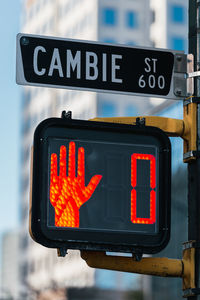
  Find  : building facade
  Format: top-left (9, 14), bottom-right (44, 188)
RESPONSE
top-left (1, 230), bottom-right (20, 299)
top-left (151, 0), bottom-right (188, 51)
top-left (19, 0), bottom-right (153, 298)
top-left (150, 2), bottom-right (188, 299)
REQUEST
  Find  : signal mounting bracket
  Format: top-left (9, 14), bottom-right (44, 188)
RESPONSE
top-left (91, 103), bottom-right (197, 163)
top-left (81, 240), bottom-right (195, 297)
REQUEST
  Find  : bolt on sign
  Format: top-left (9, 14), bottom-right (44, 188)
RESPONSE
top-left (30, 117), bottom-right (171, 254)
top-left (16, 33), bottom-right (184, 99)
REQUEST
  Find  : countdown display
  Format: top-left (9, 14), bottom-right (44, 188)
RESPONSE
top-left (30, 117), bottom-right (171, 254)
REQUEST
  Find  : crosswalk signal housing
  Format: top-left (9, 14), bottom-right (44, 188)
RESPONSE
top-left (30, 118), bottom-right (171, 254)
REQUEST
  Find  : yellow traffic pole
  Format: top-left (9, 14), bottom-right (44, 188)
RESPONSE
top-left (81, 251), bottom-right (183, 277)
top-left (91, 116), bottom-right (185, 137)
top-left (81, 243), bottom-right (195, 293)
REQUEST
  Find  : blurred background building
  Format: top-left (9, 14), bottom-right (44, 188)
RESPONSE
top-left (1, 230), bottom-right (20, 299)
top-left (1, 0), bottom-right (188, 299)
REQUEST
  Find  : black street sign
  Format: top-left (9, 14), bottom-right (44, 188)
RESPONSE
top-left (16, 33), bottom-right (181, 98)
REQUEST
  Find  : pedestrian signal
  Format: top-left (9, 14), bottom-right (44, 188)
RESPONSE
top-left (30, 117), bottom-right (171, 254)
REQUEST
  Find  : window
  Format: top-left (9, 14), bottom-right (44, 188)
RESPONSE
top-left (124, 105), bottom-right (138, 117)
top-left (126, 11), bottom-right (138, 28)
top-left (98, 102), bottom-right (116, 117)
top-left (126, 41), bottom-right (136, 46)
top-left (152, 10), bottom-right (156, 23)
top-left (20, 263), bottom-right (28, 280)
top-left (96, 269), bottom-right (121, 289)
top-left (103, 38), bottom-right (116, 44)
top-left (171, 37), bottom-right (185, 51)
top-left (171, 5), bottom-right (185, 23)
top-left (102, 8), bottom-right (117, 26)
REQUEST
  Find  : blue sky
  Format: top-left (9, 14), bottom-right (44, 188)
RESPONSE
top-left (0, 1), bottom-right (21, 235)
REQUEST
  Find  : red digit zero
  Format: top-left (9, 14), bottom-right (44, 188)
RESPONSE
top-left (131, 153), bottom-right (156, 224)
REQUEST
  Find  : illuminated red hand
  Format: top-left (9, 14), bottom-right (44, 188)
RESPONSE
top-left (50, 141), bottom-right (102, 227)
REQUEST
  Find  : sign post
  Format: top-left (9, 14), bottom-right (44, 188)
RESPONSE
top-left (187, 1), bottom-right (200, 299)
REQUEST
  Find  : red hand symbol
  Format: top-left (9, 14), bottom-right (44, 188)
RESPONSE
top-left (50, 141), bottom-right (102, 227)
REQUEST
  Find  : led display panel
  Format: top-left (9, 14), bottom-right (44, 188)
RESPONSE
top-left (30, 118), bottom-right (171, 254)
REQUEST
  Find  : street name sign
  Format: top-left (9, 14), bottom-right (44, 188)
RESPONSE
top-left (16, 33), bottom-right (185, 99)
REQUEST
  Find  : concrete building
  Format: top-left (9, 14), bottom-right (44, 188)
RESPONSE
top-left (19, 0), bottom-right (153, 298)
top-left (151, 0), bottom-right (188, 51)
top-left (149, 2), bottom-right (188, 299)
top-left (1, 230), bottom-right (20, 299)
top-left (19, 0), bottom-right (188, 299)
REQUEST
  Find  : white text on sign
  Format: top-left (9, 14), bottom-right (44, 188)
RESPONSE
top-left (33, 46), bottom-right (123, 83)
top-left (138, 58), bottom-right (165, 89)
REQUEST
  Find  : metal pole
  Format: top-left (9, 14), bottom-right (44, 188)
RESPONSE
top-left (188, 1), bottom-right (200, 299)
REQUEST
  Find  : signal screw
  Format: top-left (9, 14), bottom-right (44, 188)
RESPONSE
top-left (175, 88), bottom-right (182, 96)
top-left (176, 56), bottom-right (182, 62)
top-left (21, 37), bottom-right (29, 46)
